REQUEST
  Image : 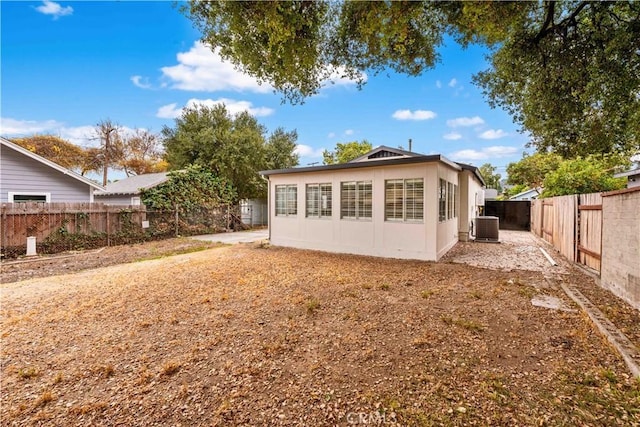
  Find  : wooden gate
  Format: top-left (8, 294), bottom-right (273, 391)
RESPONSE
top-left (531, 192), bottom-right (602, 273)
top-left (577, 193), bottom-right (602, 271)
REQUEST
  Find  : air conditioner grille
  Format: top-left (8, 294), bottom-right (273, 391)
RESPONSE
top-left (474, 216), bottom-right (499, 242)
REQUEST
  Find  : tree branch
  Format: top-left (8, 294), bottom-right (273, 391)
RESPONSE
top-left (534, 1), bottom-right (556, 43)
top-left (533, 1), bottom-right (590, 43)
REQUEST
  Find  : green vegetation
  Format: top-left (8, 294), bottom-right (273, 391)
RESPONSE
top-left (162, 104), bottom-right (298, 201)
top-left (322, 140), bottom-right (372, 165)
top-left (184, 1), bottom-right (640, 156)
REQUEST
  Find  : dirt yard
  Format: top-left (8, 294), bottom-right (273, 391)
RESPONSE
top-left (1, 236), bottom-right (639, 426)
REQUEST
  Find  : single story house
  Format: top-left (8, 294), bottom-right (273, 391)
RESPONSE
top-left (260, 146), bottom-right (485, 261)
top-left (93, 172), bottom-right (170, 205)
top-left (0, 137), bottom-right (103, 203)
top-left (509, 187), bottom-right (542, 201)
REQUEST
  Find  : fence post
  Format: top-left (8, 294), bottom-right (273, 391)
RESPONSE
top-left (175, 205), bottom-right (179, 237)
top-left (106, 207), bottom-right (110, 246)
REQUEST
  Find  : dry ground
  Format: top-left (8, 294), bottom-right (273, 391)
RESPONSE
top-left (1, 240), bottom-right (639, 426)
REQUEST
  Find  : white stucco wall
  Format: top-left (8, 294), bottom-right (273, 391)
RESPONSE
top-left (267, 161), bottom-right (476, 261)
top-left (458, 170), bottom-right (483, 241)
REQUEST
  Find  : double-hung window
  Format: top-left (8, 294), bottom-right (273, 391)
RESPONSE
top-left (340, 181), bottom-right (372, 220)
top-left (306, 183), bottom-right (332, 218)
top-left (275, 184), bottom-right (297, 216)
top-left (385, 178), bottom-right (424, 221)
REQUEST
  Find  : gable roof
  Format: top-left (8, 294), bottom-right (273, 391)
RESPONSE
top-left (349, 145), bottom-right (417, 162)
top-left (0, 137), bottom-right (104, 191)
top-left (94, 172), bottom-right (170, 195)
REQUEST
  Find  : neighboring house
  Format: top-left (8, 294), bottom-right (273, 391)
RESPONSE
top-left (0, 137), bottom-right (103, 203)
top-left (509, 187), bottom-right (542, 201)
top-left (93, 172), bottom-right (170, 205)
top-left (260, 146), bottom-right (485, 261)
top-left (614, 162), bottom-right (640, 189)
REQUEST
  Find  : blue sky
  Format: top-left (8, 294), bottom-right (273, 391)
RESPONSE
top-left (1, 1), bottom-right (530, 177)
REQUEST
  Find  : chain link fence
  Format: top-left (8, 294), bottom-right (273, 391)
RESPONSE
top-left (0, 202), bottom-right (247, 259)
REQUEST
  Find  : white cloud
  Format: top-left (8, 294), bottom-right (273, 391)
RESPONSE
top-left (295, 144), bottom-right (324, 158)
top-left (1, 117), bottom-right (64, 135)
top-left (392, 109), bottom-right (437, 121)
top-left (448, 78), bottom-right (457, 88)
top-left (344, 129), bottom-right (354, 136)
top-left (446, 116), bottom-right (485, 127)
top-left (156, 98), bottom-right (274, 119)
top-left (158, 41), bottom-right (363, 95)
top-left (443, 132), bottom-right (462, 141)
top-left (435, 80), bottom-right (442, 89)
top-left (449, 146), bottom-right (519, 161)
top-left (161, 42), bottom-right (272, 93)
top-left (478, 129), bottom-right (508, 140)
top-left (130, 75), bottom-right (152, 89)
top-left (327, 132), bottom-right (336, 139)
top-left (35, 0), bottom-right (73, 19)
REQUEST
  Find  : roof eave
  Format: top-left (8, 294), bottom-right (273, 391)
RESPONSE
top-left (260, 154), bottom-right (462, 176)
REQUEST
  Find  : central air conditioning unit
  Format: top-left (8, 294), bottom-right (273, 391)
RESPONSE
top-left (474, 216), bottom-right (499, 242)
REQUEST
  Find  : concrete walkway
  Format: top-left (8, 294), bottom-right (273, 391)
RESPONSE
top-left (190, 229), bottom-right (269, 244)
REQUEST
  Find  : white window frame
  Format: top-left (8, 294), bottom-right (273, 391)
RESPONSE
top-left (131, 196), bottom-right (141, 206)
top-left (438, 179), bottom-right (446, 222)
top-left (306, 183), bottom-right (332, 218)
top-left (385, 178), bottom-right (424, 222)
top-left (275, 184), bottom-right (297, 217)
top-left (340, 181), bottom-right (372, 220)
top-left (8, 192), bottom-right (51, 203)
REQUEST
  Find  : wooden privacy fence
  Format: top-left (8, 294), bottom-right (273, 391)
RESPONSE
top-left (0, 202), bottom-right (245, 258)
top-left (531, 192), bottom-right (602, 272)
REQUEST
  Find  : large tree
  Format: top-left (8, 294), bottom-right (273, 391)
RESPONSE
top-left (183, 1), bottom-right (640, 156)
top-left (11, 135), bottom-right (86, 171)
top-left (322, 140), bottom-right (372, 165)
top-left (478, 163), bottom-right (502, 193)
top-left (119, 129), bottom-right (167, 176)
top-left (506, 152), bottom-right (563, 192)
top-left (162, 104), bottom-right (298, 200)
top-left (542, 154), bottom-right (628, 197)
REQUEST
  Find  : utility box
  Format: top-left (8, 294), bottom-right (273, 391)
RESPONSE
top-left (474, 216), bottom-right (499, 242)
top-left (26, 236), bottom-right (37, 256)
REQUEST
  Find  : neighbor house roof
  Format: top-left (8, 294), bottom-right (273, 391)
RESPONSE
top-left (614, 164), bottom-right (640, 179)
top-left (260, 145), bottom-right (485, 185)
top-left (94, 172), bottom-right (170, 195)
top-left (0, 137), bottom-right (104, 191)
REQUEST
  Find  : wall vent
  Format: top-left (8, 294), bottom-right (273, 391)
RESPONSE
top-left (474, 216), bottom-right (499, 242)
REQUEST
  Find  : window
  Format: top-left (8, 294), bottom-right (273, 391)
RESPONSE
top-left (8, 192), bottom-right (51, 203)
top-left (306, 183), bottom-right (332, 218)
top-left (438, 179), bottom-right (446, 222)
top-left (275, 185), bottom-right (297, 216)
top-left (447, 182), bottom-right (454, 219)
top-left (453, 184), bottom-right (459, 218)
top-left (385, 178), bottom-right (423, 221)
top-left (341, 181), bottom-right (372, 219)
top-left (131, 197), bottom-right (141, 206)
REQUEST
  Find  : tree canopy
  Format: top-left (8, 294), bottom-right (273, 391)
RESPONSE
top-left (542, 155), bottom-right (628, 197)
top-left (506, 152), bottom-right (563, 191)
top-left (11, 135), bottom-right (86, 172)
top-left (183, 1), bottom-right (640, 156)
top-left (506, 152), bottom-right (628, 197)
top-left (478, 163), bottom-right (502, 193)
top-left (162, 103), bottom-right (299, 201)
top-left (322, 140), bottom-right (372, 165)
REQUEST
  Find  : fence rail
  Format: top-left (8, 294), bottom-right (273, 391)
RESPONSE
top-left (0, 202), bottom-right (246, 258)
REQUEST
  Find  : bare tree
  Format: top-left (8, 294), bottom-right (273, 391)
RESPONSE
top-left (94, 119), bottom-right (124, 185)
